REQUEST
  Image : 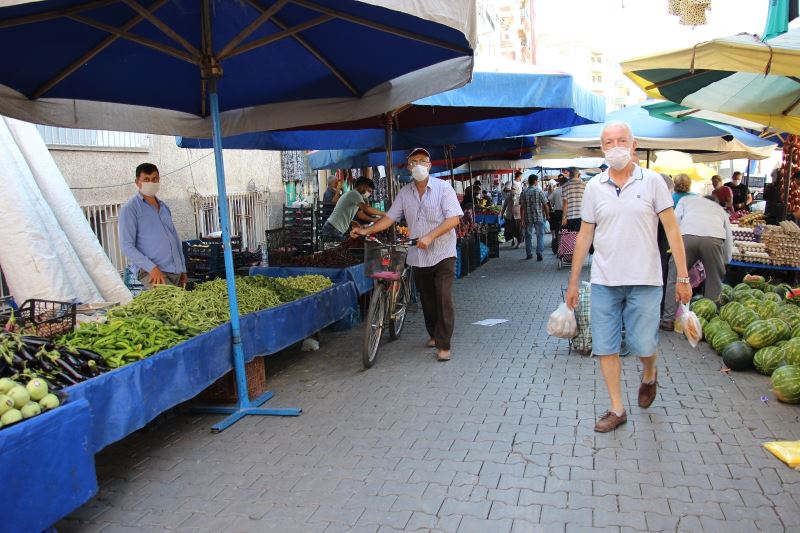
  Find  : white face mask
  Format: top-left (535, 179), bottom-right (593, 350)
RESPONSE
top-left (139, 182), bottom-right (160, 197)
top-left (362, 190), bottom-right (371, 200)
top-left (411, 164), bottom-right (429, 182)
top-left (604, 146), bottom-right (632, 171)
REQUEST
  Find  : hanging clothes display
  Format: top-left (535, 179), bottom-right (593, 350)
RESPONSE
top-left (668, 0), bottom-right (711, 26)
top-left (281, 151), bottom-right (314, 183)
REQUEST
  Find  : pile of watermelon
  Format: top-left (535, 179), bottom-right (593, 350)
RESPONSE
top-left (693, 275), bottom-right (800, 405)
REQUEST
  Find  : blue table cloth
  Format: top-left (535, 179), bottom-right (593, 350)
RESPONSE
top-left (0, 399), bottom-right (97, 533)
top-left (250, 264), bottom-right (373, 295)
top-left (65, 282), bottom-right (358, 453)
top-left (475, 213), bottom-right (504, 226)
top-left (728, 260), bottom-right (800, 272)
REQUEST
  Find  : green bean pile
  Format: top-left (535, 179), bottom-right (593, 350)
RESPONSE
top-left (58, 275), bottom-right (333, 368)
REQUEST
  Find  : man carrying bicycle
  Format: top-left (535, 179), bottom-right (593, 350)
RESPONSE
top-left (352, 148), bottom-right (463, 362)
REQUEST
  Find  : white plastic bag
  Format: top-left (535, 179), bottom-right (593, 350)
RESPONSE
top-left (679, 303), bottom-right (702, 348)
top-left (547, 302), bottom-right (578, 339)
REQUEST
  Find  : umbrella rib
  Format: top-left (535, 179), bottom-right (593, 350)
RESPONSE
top-left (268, 12), bottom-right (359, 97)
top-left (121, 0), bottom-right (202, 58)
top-left (226, 15), bottom-right (333, 58)
top-left (288, 0), bottom-right (471, 54)
top-left (218, 0), bottom-right (290, 59)
top-left (0, 0), bottom-right (117, 29)
top-left (644, 70), bottom-right (710, 91)
top-left (67, 14), bottom-right (198, 64)
top-left (782, 93), bottom-right (800, 116)
top-left (32, 0), bottom-right (169, 100)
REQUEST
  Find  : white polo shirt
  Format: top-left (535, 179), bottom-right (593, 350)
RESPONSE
top-left (581, 165), bottom-right (674, 287)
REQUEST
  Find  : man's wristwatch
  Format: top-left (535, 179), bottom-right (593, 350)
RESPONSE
top-left (676, 276), bottom-right (691, 284)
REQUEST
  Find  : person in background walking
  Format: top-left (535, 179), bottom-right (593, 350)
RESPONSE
top-left (322, 176), bottom-right (341, 205)
top-left (119, 163), bottom-right (187, 290)
top-left (660, 195), bottom-right (733, 331)
top-left (501, 182), bottom-right (521, 248)
top-left (520, 175), bottom-right (550, 261)
top-left (565, 121), bottom-right (691, 433)
top-left (725, 171), bottom-right (752, 211)
top-left (710, 175), bottom-right (734, 212)
top-left (658, 174), bottom-right (674, 315)
top-left (352, 148), bottom-right (463, 362)
top-left (561, 167), bottom-right (586, 231)
top-left (549, 176), bottom-right (565, 254)
top-left (671, 173), bottom-right (694, 206)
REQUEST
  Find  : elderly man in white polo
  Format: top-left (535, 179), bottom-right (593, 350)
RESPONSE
top-left (352, 148), bottom-right (463, 362)
top-left (565, 122), bottom-right (692, 433)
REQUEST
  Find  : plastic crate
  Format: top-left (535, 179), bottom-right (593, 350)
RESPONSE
top-left (0, 299), bottom-right (76, 339)
top-left (197, 357), bottom-right (267, 404)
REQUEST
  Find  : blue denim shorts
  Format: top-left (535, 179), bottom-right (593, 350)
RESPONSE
top-left (590, 284), bottom-right (661, 357)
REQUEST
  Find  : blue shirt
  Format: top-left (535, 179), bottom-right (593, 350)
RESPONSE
top-left (119, 194), bottom-right (186, 274)
top-left (672, 191), bottom-right (694, 206)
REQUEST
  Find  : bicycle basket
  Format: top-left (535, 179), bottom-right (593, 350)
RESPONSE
top-left (364, 244), bottom-right (408, 279)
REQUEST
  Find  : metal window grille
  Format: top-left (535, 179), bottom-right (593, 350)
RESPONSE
top-left (191, 191), bottom-right (270, 250)
top-left (81, 203), bottom-right (127, 274)
top-left (36, 125), bottom-right (150, 150)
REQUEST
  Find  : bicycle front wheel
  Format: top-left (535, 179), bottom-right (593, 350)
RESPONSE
top-left (362, 285), bottom-right (387, 368)
top-left (389, 274), bottom-right (410, 340)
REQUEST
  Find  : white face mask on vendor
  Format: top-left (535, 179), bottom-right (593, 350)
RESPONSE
top-left (411, 164), bottom-right (429, 181)
top-left (139, 182), bottom-right (160, 197)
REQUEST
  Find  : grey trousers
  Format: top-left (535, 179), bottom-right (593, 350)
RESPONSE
top-left (663, 234), bottom-right (726, 321)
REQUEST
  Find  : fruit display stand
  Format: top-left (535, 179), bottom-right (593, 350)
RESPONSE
top-left (0, 398), bottom-right (97, 533)
top-left (64, 281), bottom-right (358, 453)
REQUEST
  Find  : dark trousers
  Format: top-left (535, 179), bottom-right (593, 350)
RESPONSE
top-left (413, 257), bottom-right (456, 350)
top-left (551, 210), bottom-right (563, 253)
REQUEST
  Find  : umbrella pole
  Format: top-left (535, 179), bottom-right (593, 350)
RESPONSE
top-left (646, 149), bottom-right (651, 169)
top-left (193, 79), bottom-right (301, 432)
top-left (384, 113), bottom-right (395, 208)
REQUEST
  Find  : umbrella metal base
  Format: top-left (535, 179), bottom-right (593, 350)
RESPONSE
top-left (190, 391), bottom-right (302, 433)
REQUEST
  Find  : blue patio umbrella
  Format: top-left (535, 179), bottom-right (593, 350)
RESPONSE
top-left (0, 0), bottom-right (476, 431)
top-left (178, 69), bottom-right (602, 200)
top-left (177, 70), bottom-right (604, 151)
top-left (307, 136), bottom-right (538, 173)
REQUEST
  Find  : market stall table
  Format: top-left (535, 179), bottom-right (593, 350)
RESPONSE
top-left (64, 282), bottom-right (358, 453)
top-left (0, 399), bottom-right (97, 533)
top-left (475, 213), bottom-right (504, 226)
top-left (727, 260), bottom-right (800, 284)
top-left (250, 264), bottom-right (372, 295)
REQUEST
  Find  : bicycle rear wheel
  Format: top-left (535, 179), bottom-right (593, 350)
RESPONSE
top-left (389, 274), bottom-right (410, 340)
top-left (362, 285), bottom-right (386, 368)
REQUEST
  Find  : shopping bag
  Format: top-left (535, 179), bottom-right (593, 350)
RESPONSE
top-left (688, 260), bottom-right (706, 288)
top-left (678, 303), bottom-right (702, 347)
top-left (543, 219), bottom-right (551, 233)
top-left (763, 441), bottom-right (800, 469)
top-left (547, 302), bottom-right (577, 339)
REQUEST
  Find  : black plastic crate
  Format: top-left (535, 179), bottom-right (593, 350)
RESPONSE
top-left (0, 299), bottom-right (76, 339)
top-left (198, 235), bottom-right (242, 252)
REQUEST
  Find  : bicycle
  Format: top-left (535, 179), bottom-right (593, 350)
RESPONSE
top-left (361, 236), bottom-right (417, 368)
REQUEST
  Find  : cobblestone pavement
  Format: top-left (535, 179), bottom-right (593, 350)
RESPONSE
top-left (60, 243), bottom-right (800, 533)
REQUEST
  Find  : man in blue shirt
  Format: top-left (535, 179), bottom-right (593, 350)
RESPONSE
top-left (119, 163), bottom-right (187, 289)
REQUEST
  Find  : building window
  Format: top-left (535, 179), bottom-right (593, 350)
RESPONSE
top-left (36, 125), bottom-right (150, 152)
top-left (591, 53), bottom-right (603, 64)
top-left (592, 73), bottom-right (603, 83)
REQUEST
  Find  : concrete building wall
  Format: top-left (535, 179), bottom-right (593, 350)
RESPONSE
top-left (50, 134), bottom-right (284, 241)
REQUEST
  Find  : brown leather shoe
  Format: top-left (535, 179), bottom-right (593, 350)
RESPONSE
top-left (638, 370), bottom-right (658, 408)
top-left (659, 320), bottom-right (674, 331)
top-left (594, 411), bottom-right (627, 433)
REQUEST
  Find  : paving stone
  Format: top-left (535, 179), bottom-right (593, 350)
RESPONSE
top-left (57, 251), bottom-right (800, 533)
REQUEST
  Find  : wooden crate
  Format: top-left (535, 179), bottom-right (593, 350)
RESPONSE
top-left (197, 357), bottom-right (267, 404)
